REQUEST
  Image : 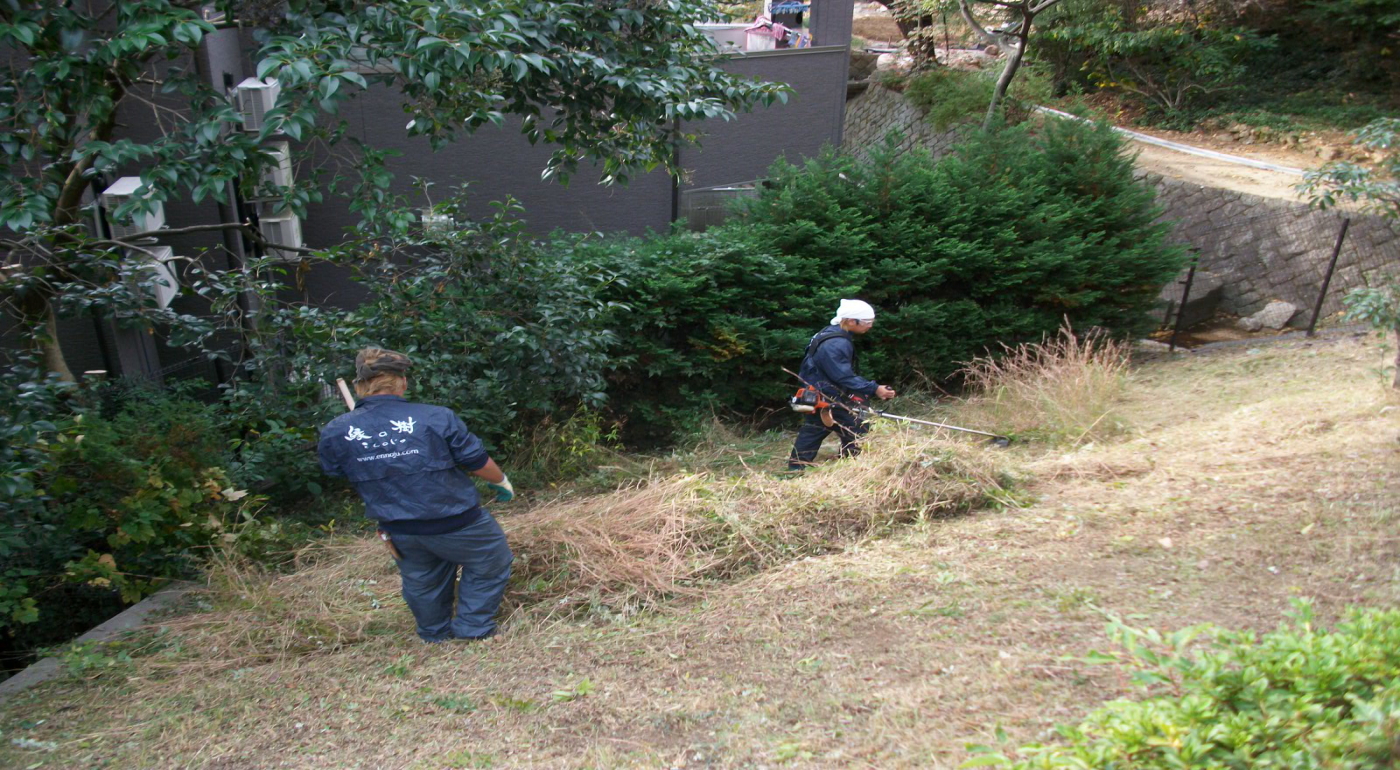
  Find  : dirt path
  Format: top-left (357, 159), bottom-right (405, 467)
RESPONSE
top-left (1, 335), bottom-right (1397, 768)
top-left (1130, 142), bottom-right (1313, 203)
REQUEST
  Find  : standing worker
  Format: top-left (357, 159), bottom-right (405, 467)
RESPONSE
top-left (318, 348), bottom-right (517, 643)
top-left (788, 299), bottom-right (897, 470)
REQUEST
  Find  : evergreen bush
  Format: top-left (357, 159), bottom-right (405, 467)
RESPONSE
top-left (580, 120), bottom-right (1185, 440)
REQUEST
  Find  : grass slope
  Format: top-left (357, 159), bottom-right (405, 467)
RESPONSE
top-left (1, 333), bottom-right (1397, 769)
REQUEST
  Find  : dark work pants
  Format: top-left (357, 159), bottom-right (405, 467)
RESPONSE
top-left (788, 408), bottom-right (868, 470)
top-left (390, 513), bottom-right (514, 642)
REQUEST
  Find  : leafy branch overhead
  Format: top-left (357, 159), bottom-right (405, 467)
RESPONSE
top-left (0, 0), bottom-right (789, 379)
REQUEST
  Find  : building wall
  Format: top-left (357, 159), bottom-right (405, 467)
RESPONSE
top-left (680, 47), bottom-right (851, 191)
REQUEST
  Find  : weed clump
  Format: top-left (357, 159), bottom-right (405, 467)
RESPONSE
top-left (953, 325), bottom-right (1130, 444)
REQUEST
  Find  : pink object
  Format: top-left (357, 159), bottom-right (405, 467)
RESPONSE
top-left (744, 16), bottom-right (789, 39)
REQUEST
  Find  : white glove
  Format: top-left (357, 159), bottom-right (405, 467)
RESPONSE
top-left (486, 474), bottom-right (514, 502)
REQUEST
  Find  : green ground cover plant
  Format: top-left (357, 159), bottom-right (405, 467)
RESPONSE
top-left (967, 602), bottom-right (1400, 769)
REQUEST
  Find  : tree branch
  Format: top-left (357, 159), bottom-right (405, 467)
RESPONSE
top-left (103, 221), bottom-right (319, 256)
top-left (959, 0), bottom-right (1003, 45)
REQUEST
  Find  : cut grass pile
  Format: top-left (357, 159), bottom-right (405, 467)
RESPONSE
top-left (144, 429), bottom-right (1008, 675)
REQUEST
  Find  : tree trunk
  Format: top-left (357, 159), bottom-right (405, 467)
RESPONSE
top-left (20, 291), bottom-right (76, 382)
top-left (873, 0), bottom-right (941, 67)
top-left (874, 0), bottom-right (935, 36)
top-left (983, 26), bottom-right (1029, 131)
top-left (24, 82), bottom-right (120, 380)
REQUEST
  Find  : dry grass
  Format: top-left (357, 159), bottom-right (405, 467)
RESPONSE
top-left (121, 431), bottom-right (1005, 677)
top-left (2, 335), bottom-right (1397, 769)
top-left (953, 325), bottom-right (1131, 444)
top-left (508, 429), bottom-right (1004, 609)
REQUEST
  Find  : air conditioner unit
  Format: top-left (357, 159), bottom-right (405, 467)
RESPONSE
top-left (421, 208), bottom-right (453, 235)
top-left (100, 177), bottom-right (166, 238)
top-left (236, 77), bottom-right (281, 132)
top-left (259, 141), bottom-right (293, 195)
top-left (258, 213), bottom-right (303, 259)
top-left (129, 245), bottom-right (180, 309)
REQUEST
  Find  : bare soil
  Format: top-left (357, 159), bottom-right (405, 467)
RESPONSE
top-left (2, 334), bottom-right (1397, 768)
top-left (1129, 142), bottom-right (1312, 203)
top-left (852, 16), bottom-right (903, 46)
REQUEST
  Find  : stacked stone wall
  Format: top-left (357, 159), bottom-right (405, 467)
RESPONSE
top-left (1147, 175), bottom-right (1397, 323)
top-left (843, 83), bottom-right (963, 160)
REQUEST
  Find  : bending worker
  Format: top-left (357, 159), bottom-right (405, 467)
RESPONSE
top-left (318, 348), bottom-right (516, 643)
top-left (788, 299), bottom-right (896, 470)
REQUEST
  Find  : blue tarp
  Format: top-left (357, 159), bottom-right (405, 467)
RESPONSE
top-left (770, 2), bottom-right (810, 12)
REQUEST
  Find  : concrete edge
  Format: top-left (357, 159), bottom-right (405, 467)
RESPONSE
top-left (0, 581), bottom-right (200, 703)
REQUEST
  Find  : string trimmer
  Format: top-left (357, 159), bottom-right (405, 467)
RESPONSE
top-left (783, 368), bottom-right (1010, 447)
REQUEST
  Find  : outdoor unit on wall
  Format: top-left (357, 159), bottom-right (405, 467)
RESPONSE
top-left (260, 141), bottom-right (293, 196)
top-left (100, 177), bottom-right (166, 238)
top-left (128, 245), bottom-right (180, 309)
top-left (258, 213), bottom-right (303, 259)
top-left (236, 77), bottom-right (281, 132)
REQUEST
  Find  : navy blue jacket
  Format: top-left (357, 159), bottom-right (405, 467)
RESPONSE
top-left (318, 395), bottom-right (489, 525)
top-left (798, 325), bottom-right (879, 400)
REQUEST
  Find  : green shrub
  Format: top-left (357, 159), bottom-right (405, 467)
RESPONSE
top-left (905, 65), bottom-right (1053, 130)
top-left (30, 388), bottom-right (251, 602)
top-left (739, 121), bottom-right (1185, 377)
top-left (906, 69), bottom-right (999, 131)
top-left (967, 602), bottom-right (1400, 768)
top-left (1035, 0), bottom-right (1273, 126)
top-left (0, 377), bottom-right (265, 675)
top-left (571, 227), bottom-right (817, 442)
top-left (281, 196), bottom-right (619, 451)
top-left (1302, 0), bottom-right (1400, 89)
top-left (0, 360), bottom-right (77, 632)
top-left (215, 383), bottom-right (335, 512)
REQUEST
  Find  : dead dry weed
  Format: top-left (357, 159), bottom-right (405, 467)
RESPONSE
top-left (955, 324), bottom-right (1131, 444)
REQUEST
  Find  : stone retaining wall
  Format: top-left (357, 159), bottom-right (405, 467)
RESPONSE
top-left (842, 82), bottom-right (963, 160)
top-left (1147, 175), bottom-right (1397, 324)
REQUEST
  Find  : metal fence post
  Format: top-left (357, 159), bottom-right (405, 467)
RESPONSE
top-left (1306, 217), bottom-right (1351, 337)
top-left (1168, 251), bottom-right (1200, 352)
